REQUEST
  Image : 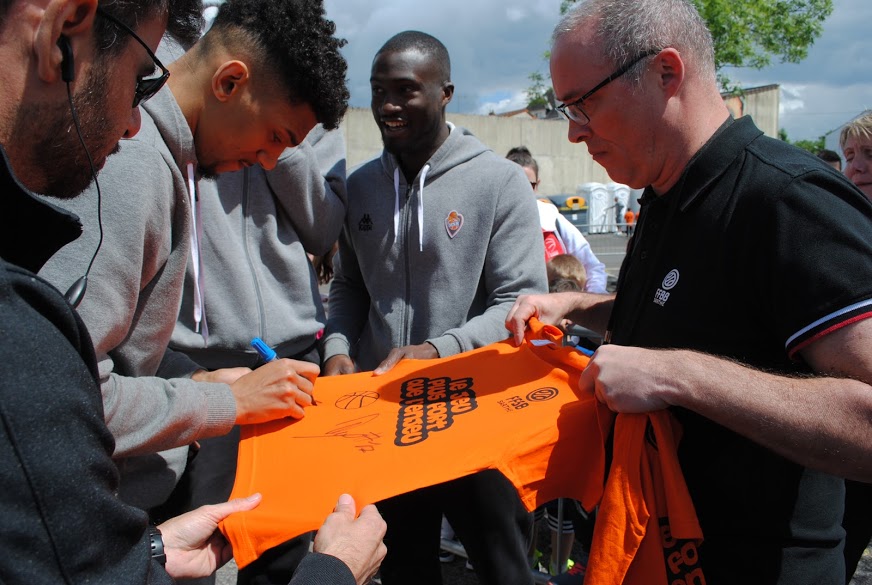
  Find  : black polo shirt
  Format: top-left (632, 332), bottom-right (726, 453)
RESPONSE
top-left (608, 116), bottom-right (872, 584)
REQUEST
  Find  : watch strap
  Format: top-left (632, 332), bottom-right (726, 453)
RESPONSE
top-left (149, 525), bottom-right (167, 567)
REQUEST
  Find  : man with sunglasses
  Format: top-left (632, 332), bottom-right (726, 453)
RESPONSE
top-left (0, 0), bottom-right (262, 581)
top-left (1, 1), bottom-right (385, 584)
top-left (506, 0), bottom-right (872, 583)
top-left (40, 0), bottom-right (348, 523)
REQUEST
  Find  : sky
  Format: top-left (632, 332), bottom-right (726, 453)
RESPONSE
top-left (320, 0), bottom-right (872, 143)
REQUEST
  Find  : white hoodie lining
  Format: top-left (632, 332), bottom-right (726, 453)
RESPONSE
top-left (393, 164), bottom-right (431, 252)
top-left (186, 163), bottom-right (208, 345)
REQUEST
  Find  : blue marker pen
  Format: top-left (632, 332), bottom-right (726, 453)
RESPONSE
top-left (251, 337), bottom-right (318, 405)
top-left (251, 337), bottom-right (277, 362)
top-left (574, 344), bottom-right (596, 357)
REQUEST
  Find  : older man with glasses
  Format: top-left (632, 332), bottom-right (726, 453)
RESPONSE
top-left (507, 0), bottom-right (872, 583)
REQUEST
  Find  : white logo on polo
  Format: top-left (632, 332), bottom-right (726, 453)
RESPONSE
top-left (654, 269), bottom-right (679, 307)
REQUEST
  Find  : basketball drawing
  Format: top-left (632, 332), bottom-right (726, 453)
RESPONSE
top-left (335, 391), bottom-right (380, 410)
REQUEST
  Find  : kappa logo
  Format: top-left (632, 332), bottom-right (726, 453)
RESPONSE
top-left (445, 211), bottom-right (464, 239)
top-left (358, 213), bottom-right (373, 232)
top-left (394, 376), bottom-right (477, 446)
top-left (653, 269), bottom-right (679, 307)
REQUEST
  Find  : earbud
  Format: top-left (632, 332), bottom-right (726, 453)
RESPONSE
top-left (58, 35), bottom-right (74, 83)
top-left (57, 32), bottom-right (103, 309)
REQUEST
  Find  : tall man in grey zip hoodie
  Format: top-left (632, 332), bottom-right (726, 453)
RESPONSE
top-left (323, 31), bottom-right (547, 585)
top-left (40, 0), bottom-right (349, 513)
top-left (166, 124), bottom-right (346, 585)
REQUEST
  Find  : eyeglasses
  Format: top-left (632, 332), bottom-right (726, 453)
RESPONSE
top-left (556, 49), bottom-right (659, 126)
top-left (95, 7), bottom-right (170, 107)
top-left (530, 181), bottom-right (540, 190)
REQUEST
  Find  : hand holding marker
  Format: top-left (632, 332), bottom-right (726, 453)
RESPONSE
top-left (251, 337), bottom-right (317, 405)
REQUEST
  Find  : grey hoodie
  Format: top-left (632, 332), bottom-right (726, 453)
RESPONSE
top-left (39, 87), bottom-right (235, 509)
top-left (169, 125), bottom-right (346, 367)
top-left (324, 124), bottom-right (548, 371)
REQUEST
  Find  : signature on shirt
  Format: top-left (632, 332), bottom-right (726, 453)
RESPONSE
top-left (296, 413), bottom-right (382, 453)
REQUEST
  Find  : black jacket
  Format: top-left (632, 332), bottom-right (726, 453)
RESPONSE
top-left (0, 144), bottom-right (172, 584)
top-left (0, 144), bottom-right (354, 584)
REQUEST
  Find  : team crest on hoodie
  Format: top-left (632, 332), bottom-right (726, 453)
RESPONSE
top-left (445, 211), bottom-right (464, 239)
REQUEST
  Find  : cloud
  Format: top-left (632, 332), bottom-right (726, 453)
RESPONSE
top-left (506, 7), bottom-right (526, 22)
top-left (324, 0), bottom-right (872, 140)
top-left (780, 85), bottom-right (806, 114)
top-left (324, 0), bottom-right (560, 114)
top-left (476, 91), bottom-right (530, 115)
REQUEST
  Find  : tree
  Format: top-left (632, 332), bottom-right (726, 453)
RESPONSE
top-left (779, 128), bottom-right (826, 153)
top-left (526, 72), bottom-right (549, 109)
top-left (695, 0), bottom-right (833, 89)
top-left (530, 0), bottom-right (833, 94)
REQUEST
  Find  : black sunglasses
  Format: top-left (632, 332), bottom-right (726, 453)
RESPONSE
top-left (556, 49), bottom-right (659, 125)
top-left (95, 7), bottom-right (170, 107)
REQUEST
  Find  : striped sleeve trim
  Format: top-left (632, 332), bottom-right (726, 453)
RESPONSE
top-left (786, 299), bottom-right (872, 359)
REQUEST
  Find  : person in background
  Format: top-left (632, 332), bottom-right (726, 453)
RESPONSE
top-left (622, 207), bottom-right (635, 236)
top-left (506, 146), bottom-right (608, 293)
top-left (507, 0), bottom-right (872, 582)
top-left (816, 148), bottom-right (843, 172)
top-left (0, 1), bottom-right (385, 583)
top-left (842, 111), bottom-right (872, 200)
top-left (838, 109), bottom-right (872, 582)
top-left (324, 30), bottom-right (546, 585)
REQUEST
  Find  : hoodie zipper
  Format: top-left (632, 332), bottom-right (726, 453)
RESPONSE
top-left (401, 182), bottom-right (414, 347)
top-left (241, 167), bottom-right (267, 340)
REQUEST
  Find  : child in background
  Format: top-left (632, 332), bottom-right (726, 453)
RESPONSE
top-left (547, 254), bottom-right (586, 293)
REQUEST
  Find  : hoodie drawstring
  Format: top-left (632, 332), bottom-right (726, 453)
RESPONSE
top-left (393, 167), bottom-right (401, 245)
top-left (393, 164), bottom-right (431, 252)
top-left (187, 163), bottom-right (208, 346)
top-left (417, 165), bottom-right (430, 252)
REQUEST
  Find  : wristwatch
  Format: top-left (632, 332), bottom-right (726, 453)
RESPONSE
top-left (149, 525), bottom-right (167, 566)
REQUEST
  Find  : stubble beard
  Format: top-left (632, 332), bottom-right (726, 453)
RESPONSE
top-left (11, 59), bottom-right (117, 199)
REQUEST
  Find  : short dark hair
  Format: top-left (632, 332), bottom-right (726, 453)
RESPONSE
top-left (506, 146), bottom-right (539, 176)
top-left (377, 30), bottom-right (451, 83)
top-left (206, 0), bottom-right (349, 130)
top-left (816, 149), bottom-right (841, 165)
top-left (95, 1), bottom-right (204, 55)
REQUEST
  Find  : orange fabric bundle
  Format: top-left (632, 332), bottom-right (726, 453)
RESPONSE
top-left (585, 412), bottom-right (704, 585)
top-left (221, 320), bottom-right (611, 568)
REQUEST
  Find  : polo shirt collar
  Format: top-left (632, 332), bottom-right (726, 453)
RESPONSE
top-left (651, 116), bottom-right (764, 212)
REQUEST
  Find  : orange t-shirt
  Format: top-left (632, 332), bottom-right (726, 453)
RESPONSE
top-left (221, 320), bottom-right (611, 568)
top-left (220, 320), bottom-right (702, 578)
top-left (585, 412), bottom-right (704, 585)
